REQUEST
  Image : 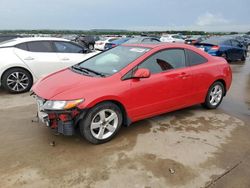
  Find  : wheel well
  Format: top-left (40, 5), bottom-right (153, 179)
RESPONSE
top-left (92, 100), bottom-right (130, 127)
top-left (214, 79), bottom-right (226, 96)
top-left (1, 67), bottom-right (34, 84)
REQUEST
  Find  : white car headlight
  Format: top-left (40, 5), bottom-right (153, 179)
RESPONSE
top-left (43, 99), bottom-right (84, 110)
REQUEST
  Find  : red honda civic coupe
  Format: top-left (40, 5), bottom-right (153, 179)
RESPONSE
top-left (32, 43), bottom-right (232, 144)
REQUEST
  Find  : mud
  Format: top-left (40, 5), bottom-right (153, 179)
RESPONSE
top-left (0, 57), bottom-right (250, 188)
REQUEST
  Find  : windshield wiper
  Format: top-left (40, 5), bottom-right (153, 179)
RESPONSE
top-left (71, 65), bottom-right (91, 75)
top-left (73, 65), bottom-right (106, 77)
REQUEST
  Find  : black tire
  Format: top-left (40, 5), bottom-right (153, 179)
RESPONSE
top-left (241, 51), bottom-right (246, 61)
top-left (2, 68), bottom-right (33, 94)
top-left (80, 102), bottom-right (123, 144)
top-left (88, 44), bottom-right (94, 51)
top-left (202, 81), bottom-right (225, 109)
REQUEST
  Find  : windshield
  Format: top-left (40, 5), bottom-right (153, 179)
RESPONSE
top-left (76, 46), bottom-right (149, 76)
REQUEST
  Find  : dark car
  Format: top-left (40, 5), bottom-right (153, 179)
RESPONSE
top-left (0, 35), bottom-right (22, 42)
top-left (125, 37), bottom-right (160, 44)
top-left (74, 35), bottom-right (96, 51)
top-left (185, 35), bottom-right (208, 45)
top-left (104, 38), bottom-right (130, 50)
top-left (228, 35), bottom-right (249, 49)
top-left (195, 36), bottom-right (247, 62)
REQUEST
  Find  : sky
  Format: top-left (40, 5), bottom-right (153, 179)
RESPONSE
top-left (0, 0), bottom-right (250, 32)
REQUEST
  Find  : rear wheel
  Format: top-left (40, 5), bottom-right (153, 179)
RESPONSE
top-left (80, 102), bottom-right (123, 144)
top-left (88, 44), bottom-right (94, 51)
top-left (241, 51), bottom-right (246, 61)
top-left (2, 68), bottom-right (33, 93)
top-left (202, 82), bottom-right (225, 109)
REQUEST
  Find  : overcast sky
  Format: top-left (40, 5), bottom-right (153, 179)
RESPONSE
top-left (0, 0), bottom-right (249, 32)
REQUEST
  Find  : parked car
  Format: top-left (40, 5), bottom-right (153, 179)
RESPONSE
top-left (32, 43), bottom-right (232, 144)
top-left (160, 34), bottom-right (185, 43)
top-left (74, 35), bottom-right (96, 51)
top-left (185, 35), bottom-right (208, 45)
top-left (0, 37), bottom-right (99, 93)
top-left (104, 38), bottom-right (130, 50)
top-left (125, 37), bottom-right (160, 44)
top-left (94, 37), bottom-right (119, 51)
top-left (0, 35), bottom-right (22, 42)
top-left (195, 36), bottom-right (247, 62)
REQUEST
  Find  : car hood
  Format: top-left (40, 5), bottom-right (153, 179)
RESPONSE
top-left (32, 68), bottom-right (111, 100)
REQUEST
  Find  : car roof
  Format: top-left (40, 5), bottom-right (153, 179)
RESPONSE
top-left (0, 37), bottom-right (69, 47)
top-left (122, 42), bottom-right (193, 49)
top-left (200, 36), bottom-right (231, 45)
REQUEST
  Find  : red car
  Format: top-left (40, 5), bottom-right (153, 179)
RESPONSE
top-left (32, 43), bottom-right (232, 144)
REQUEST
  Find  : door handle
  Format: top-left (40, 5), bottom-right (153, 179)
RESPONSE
top-left (61, 57), bottom-right (70, 61)
top-left (24, 57), bottom-right (34, 60)
top-left (177, 72), bottom-right (190, 79)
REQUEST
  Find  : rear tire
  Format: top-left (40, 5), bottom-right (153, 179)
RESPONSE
top-left (80, 102), bottom-right (123, 144)
top-left (88, 44), bottom-right (94, 51)
top-left (241, 51), bottom-right (246, 61)
top-left (202, 82), bottom-right (225, 109)
top-left (2, 68), bottom-right (33, 94)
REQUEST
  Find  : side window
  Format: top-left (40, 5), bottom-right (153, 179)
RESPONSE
top-left (54, 42), bottom-right (83, 53)
top-left (186, 49), bottom-right (207, 66)
top-left (138, 49), bottom-right (186, 74)
top-left (223, 40), bottom-right (231, 46)
top-left (142, 38), bottom-right (151, 43)
top-left (16, 43), bottom-right (28, 51)
top-left (231, 40), bottom-right (240, 47)
top-left (27, 41), bottom-right (54, 52)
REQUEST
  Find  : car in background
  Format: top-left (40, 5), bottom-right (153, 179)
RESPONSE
top-left (0, 37), bottom-right (99, 93)
top-left (32, 43), bottom-right (232, 144)
top-left (229, 35), bottom-right (249, 49)
top-left (195, 36), bottom-right (247, 62)
top-left (94, 37), bottom-right (119, 51)
top-left (74, 35), bottom-right (96, 51)
top-left (125, 36), bottom-right (160, 44)
top-left (185, 35), bottom-right (208, 45)
top-left (104, 38), bottom-right (130, 50)
top-left (0, 35), bottom-right (22, 42)
top-left (160, 34), bottom-right (185, 43)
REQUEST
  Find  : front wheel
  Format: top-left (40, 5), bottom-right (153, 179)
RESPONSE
top-left (80, 102), bottom-right (123, 144)
top-left (88, 44), bottom-right (94, 51)
top-left (241, 51), bottom-right (246, 61)
top-left (2, 68), bottom-right (33, 93)
top-left (202, 82), bottom-right (225, 109)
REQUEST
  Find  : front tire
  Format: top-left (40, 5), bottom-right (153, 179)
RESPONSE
top-left (241, 51), bottom-right (246, 61)
top-left (202, 82), bottom-right (225, 109)
top-left (2, 68), bottom-right (33, 94)
top-left (80, 102), bottom-right (123, 144)
top-left (88, 44), bottom-right (94, 51)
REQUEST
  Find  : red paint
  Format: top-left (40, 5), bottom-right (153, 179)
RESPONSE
top-left (32, 43), bottom-right (232, 123)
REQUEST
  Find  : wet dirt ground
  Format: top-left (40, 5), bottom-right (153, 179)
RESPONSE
top-left (0, 57), bottom-right (250, 188)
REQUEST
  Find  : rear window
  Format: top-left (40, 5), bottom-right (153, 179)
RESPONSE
top-left (27, 41), bottom-right (54, 52)
top-left (186, 49), bottom-right (207, 66)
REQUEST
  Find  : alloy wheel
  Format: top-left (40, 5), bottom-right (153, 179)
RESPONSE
top-left (209, 85), bottom-right (223, 106)
top-left (6, 72), bottom-right (29, 92)
top-left (90, 109), bottom-right (118, 140)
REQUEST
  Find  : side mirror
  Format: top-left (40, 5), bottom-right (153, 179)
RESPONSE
top-left (133, 68), bottom-right (151, 79)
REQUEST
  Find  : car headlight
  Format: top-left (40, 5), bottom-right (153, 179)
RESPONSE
top-left (43, 99), bottom-right (84, 110)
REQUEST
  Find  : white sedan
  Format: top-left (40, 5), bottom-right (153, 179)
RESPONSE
top-left (0, 37), bottom-right (99, 93)
top-left (160, 34), bottom-right (185, 43)
top-left (94, 37), bottom-right (118, 51)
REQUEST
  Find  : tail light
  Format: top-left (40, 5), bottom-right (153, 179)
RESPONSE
top-left (211, 45), bottom-right (220, 50)
top-left (111, 44), bottom-right (116, 48)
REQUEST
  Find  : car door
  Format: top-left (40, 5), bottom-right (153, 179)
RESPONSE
top-left (53, 41), bottom-right (96, 66)
top-left (127, 48), bottom-right (193, 120)
top-left (14, 41), bottom-right (62, 78)
top-left (231, 40), bottom-right (242, 60)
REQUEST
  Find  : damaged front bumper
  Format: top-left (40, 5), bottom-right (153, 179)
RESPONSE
top-left (34, 95), bottom-right (86, 136)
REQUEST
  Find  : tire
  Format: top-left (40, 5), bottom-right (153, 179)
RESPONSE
top-left (88, 44), bottom-right (94, 51)
top-left (2, 68), bottom-right (33, 94)
top-left (241, 51), bottom-right (246, 61)
top-left (202, 81), bottom-right (225, 109)
top-left (80, 102), bottom-right (123, 144)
